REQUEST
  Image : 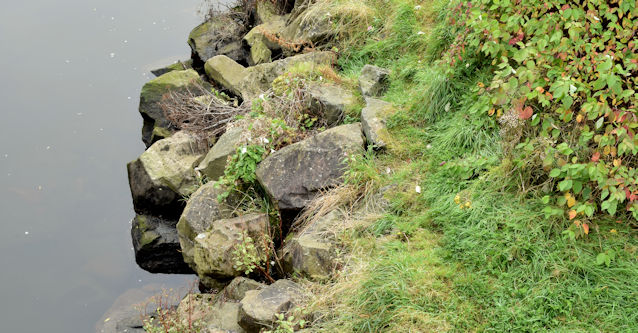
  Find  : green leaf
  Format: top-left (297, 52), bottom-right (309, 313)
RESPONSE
top-left (559, 179), bottom-right (573, 191)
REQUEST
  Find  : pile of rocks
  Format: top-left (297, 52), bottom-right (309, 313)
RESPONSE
top-left (123, 1), bottom-right (394, 331)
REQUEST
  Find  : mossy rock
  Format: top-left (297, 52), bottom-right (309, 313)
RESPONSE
top-left (139, 69), bottom-right (205, 147)
top-left (361, 97), bottom-right (395, 149)
top-left (188, 16), bottom-right (247, 64)
top-left (131, 214), bottom-right (193, 274)
top-left (127, 132), bottom-right (208, 218)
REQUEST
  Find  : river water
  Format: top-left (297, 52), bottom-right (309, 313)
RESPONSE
top-left (0, 0), bottom-right (222, 331)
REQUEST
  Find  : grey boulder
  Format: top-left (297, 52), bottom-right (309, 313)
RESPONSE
top-left (256, 123), bottom-right (364, 213)
top-left (127, 131), bottom-right (208, 219)
top-left (188, 16), bottom-right (247, 64)
top-left (196, 127), bottom-right (244, 181)
top-left (358, 64), bottom-right (390, 97)
top-left (238, 280), bottom-right (304, 332)
top-left (139, 69), bottom-right (206, 147)
top-left (204, 52), bottom-right (336, 101)
top-left (361, 98), bottom-right (394, 149)
top-left (176, 182), bottom-right (237, 270)
top-left (190, 214), bottom-right (270, 284)
top-left (281, 210), bottom-right (341, 279)
top-left (308, 84), bottom-right (357, 126)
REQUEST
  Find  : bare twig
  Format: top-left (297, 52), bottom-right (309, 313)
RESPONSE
top-left (160, 83), bottom-right (250, 137)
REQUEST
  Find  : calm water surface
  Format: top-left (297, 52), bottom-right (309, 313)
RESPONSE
top-left (0, 0), bottom-right (221, 331)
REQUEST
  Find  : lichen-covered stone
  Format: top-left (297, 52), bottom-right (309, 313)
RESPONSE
top-left (131, 214), bottom-right (193, 274)
top-left (151, 59), bottom-right (194, 77)
top-left (127, 132), bottom-right (208, 219)
top-left (358, 64), bottom-right (390, 97)
top-left (361, 98), bottom-right (394, 149)
top-left (243, 17), bottom-right (287, 66)
top-left (220, 277), bottom-right (266, 302)
top-left (196, 127), bottom-right (243, 181)
top-left (238, 280), bottom-right (304, 332)
top-left (188, 17), bottom-right (247, 64)
top-left (176, 182), bottom-right (238, 269)
top-left (308, 84), bottom-right (357, 126)
top-left (281, 210), bottom-right (341, 279)
top-left (256, 123), bottom-right (364, 212)
top-left (176, 294), bottom-right (246, 333)
top-left (204, 55), bottom-right (249, 97)
top-left (139, 69), bottom-right (205, 146)
top-left (281, 7), bottom-right (333, 47)
top-left (205, 52), bottom-right (336, 101)
top-left (191, 214), bottom-right (269, 281)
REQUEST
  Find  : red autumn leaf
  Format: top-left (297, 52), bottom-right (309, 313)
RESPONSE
top-left (519, 106), bottom-right (533, 120)
top-left (625, 188), bottom-right (632, 200)
top-left (582, 223), bottom-right (589, 235)
top-left (591, 152), bottom-right (600, 162)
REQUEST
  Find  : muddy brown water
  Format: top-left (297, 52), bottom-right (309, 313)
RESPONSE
top-left (0, 1), bottom-right (227, 331)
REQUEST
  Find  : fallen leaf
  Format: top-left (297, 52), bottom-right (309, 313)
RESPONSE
top-left (583, 223), bottom-right (589, 234)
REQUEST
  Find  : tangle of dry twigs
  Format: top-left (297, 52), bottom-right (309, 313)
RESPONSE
top-left (160, 83), bottom-right (250, 137)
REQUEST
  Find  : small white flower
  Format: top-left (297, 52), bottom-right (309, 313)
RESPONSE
top-left (386, 167), bottom-right (391, 174)
top-left (593, 16), bottom-right (600, 21)
top-left (263, 138), bottom-right (269, 144)
top-left (415, 185), bottom-right (422, 194)
top-left (241, 147), bottom-right (247, 154)
top-left (479, 14), bottom-right (482, 21)
top-left (259, 93), bottom-right (265, 100)
top-left (426, 144), bottom-right (432, 149)
top-left (417, 31), bottom-right (425, 35)
top-left (414, 5), bottom-right (422, 10)
top-left (466, 63), bottom-right (470, 68)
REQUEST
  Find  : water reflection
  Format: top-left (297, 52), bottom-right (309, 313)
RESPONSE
top-left (0, 0), bottom-right (216, 331)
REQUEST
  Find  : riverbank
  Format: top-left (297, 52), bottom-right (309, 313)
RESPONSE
top-left (124, 0), bottom-right (637, 331)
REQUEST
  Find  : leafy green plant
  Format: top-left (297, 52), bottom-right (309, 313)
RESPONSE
top-left (445, 0), bottom-right (638, 223)
top-left (215, 145), bottom-right (265, 200)
top-left (264, 313), bottom-right (307, 333)
top-left (231, 231), bottom-right (275, 283)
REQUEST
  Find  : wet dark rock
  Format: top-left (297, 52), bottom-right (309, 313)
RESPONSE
top-left (131, 214), bottom-right (193, 274)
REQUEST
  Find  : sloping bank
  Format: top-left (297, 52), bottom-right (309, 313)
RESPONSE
top-left (121, 0), bottom-right (637, 332)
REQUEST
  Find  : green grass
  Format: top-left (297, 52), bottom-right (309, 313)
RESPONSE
top-left (307, 0), bottom-right (638, 331)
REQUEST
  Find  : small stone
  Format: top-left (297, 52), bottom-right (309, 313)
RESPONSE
top-left (358, 64), bottom-right (390, 97)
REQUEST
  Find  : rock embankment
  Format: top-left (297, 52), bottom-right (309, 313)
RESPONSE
top-left (121, 1), bottom-right (393, 331)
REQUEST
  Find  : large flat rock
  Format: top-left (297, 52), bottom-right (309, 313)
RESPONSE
top-left (256, 123), bottom-right (364, 213)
